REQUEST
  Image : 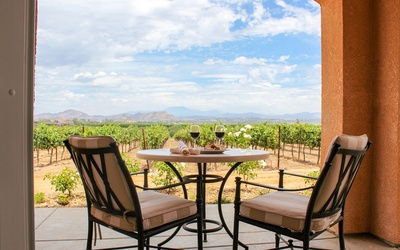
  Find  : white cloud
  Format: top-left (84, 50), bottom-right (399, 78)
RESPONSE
top-left (64, 91), bottom-right (85, 100)
top-left (34, 0), bottom-right (321, 116)
top-left (278, 55), bottom-right (290, 62)
top-left (37, 0), bottom-right (320, 59)
top-left (239, 0), bottom-right (320, 37)
top-left (203, 59), bottom-right (226, 65)
top-left (233, 56), bottom-right (268, 65)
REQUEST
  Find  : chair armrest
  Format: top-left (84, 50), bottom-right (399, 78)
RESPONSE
top-left (130, 170), bottom-right (146, 175)
top-left (281, 171), bottom-right (318, 180)
top-left (143, 178), bottom-right (196, 191)
top-left (278, 169), bottom-right (318, 188)
top-left (239, 179), bottom-right (314, 192)
top-left (131, 168), bottom-right (149, 189)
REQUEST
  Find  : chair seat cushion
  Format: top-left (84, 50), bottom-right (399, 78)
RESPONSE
top-left (240, 191), bottom-right (340, 232)
top-left (91, 190), bottom-right (197, 232)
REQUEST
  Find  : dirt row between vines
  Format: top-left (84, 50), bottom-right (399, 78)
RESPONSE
top-left (34, 139), bottom-right (320, 207)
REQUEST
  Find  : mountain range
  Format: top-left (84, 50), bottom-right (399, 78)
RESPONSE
top-left (34, 107), bottom-right (321, 124)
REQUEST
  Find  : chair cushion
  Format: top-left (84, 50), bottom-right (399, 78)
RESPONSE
top-left (240, 191), bottom-right (340, 233)
top-left (91, 190), bottom-right (197, 232)
top-left (69, 135), bottom-right (116, 149)
top-left (69, 136), bottom-right (136, 211)
top-left (314, 134), bottom-right (368, 212)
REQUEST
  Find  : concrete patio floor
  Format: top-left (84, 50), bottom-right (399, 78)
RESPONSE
top-left (35, 204), bottom-right (396, 250)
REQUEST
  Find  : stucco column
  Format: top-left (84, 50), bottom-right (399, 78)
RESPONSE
top-left (317, 0), bottom-right (400, 245)
top-left (316, 0), bottom-right (373, 234)
top-left (369, 0), bottom-right (400, 245)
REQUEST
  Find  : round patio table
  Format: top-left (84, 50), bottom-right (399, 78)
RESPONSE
top-left (136, 148), bottom-right (269, 246)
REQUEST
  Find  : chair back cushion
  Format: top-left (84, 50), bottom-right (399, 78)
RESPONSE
top-left (313, 134), bottom-right (369, 212)
top-left (68, 136), bottom-right (136, 213)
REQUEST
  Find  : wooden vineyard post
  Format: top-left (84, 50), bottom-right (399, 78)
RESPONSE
top-left (278, 126), bottom-right (281, 169)
top-left (141, 128), bottom-right (150, 169)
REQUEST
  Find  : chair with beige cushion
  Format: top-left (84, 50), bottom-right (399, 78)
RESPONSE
top-left (64, 136), bottom-right (203, 250)
top-left (233, 134), bottom-right (371, 250)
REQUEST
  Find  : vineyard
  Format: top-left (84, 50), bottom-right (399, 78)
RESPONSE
top-left (34, 121), bottom-right (321, 167)
top-left (33, 121), bottom-right (321, 207)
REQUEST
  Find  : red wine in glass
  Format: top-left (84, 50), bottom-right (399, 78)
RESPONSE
top-left (190, 132), bottom-right (200, 139)
top-left (215, 132), bottom-right (224, 140)
top-left (190, 125), bottom-right (200, 147)
top-left (215, 125), bottom-right (225, 144)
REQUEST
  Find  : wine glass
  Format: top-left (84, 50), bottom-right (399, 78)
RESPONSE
top-left (190, 125), bottom-right (200, 148)
top-left (215, 125), bottom-right (225, 145)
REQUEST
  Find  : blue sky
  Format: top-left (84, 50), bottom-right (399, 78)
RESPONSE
top-left (35, 0), bottom-right (321, 116)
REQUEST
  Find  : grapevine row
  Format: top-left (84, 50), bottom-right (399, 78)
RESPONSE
top-left (34, 121), bottom-right (321, 167)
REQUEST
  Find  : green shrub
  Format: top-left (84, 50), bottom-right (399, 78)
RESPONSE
top-left (44, 167), bottom-right (80, 196)
top-left (121, 153), bottom-right (141, 173)
top-left (305, 170), bottom-right (320, 185)
top-left (258, 188), bottom-right (271, 196)
top-left (57, 193), bottom-right (70, 206)
top-left (210, 197), bottom-right (232, 204)
top-left (150, 161), bottom-right (184, 189)
top-left (303, 170), bottom-right (320, 195)
top-left (34, 192), bottom-right (45, 204)
top-left (233, 161), bottom-right (262, 181)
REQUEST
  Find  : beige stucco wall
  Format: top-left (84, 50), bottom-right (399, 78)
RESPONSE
top-left (317, 0), bottom-right (400, 245)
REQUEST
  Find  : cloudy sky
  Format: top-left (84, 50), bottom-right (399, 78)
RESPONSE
top-left (34, 0), bottom-right (321, 116)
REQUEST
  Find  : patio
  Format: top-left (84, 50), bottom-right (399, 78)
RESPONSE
top-left (35, 205), bottom-right (395, 250)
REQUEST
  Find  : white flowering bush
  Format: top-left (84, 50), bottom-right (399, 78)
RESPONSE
top-left (225, 124), bottom-right (253, 148)
top-left (225, 124), bottom-right (269, 181)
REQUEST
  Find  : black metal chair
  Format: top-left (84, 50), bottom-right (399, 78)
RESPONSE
top-left (233, 134), bottom-right (371, 250)
top-left (64, 136), bottom-right (203, 250)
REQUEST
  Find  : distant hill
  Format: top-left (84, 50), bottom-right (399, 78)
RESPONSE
top-left (34, 109), bottom-right (178, 123)
top-left (108, 111), bottom-right (177, 122)
top-left (164, 106), bottom-right (223, 117)
top-left (35, 109), bottom-right (106, 122)
top-left (34, 108), bottom-right (321, 124)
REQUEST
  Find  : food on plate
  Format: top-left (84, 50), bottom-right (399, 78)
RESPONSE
top-left (204, 143), bottom-right (225, 151)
